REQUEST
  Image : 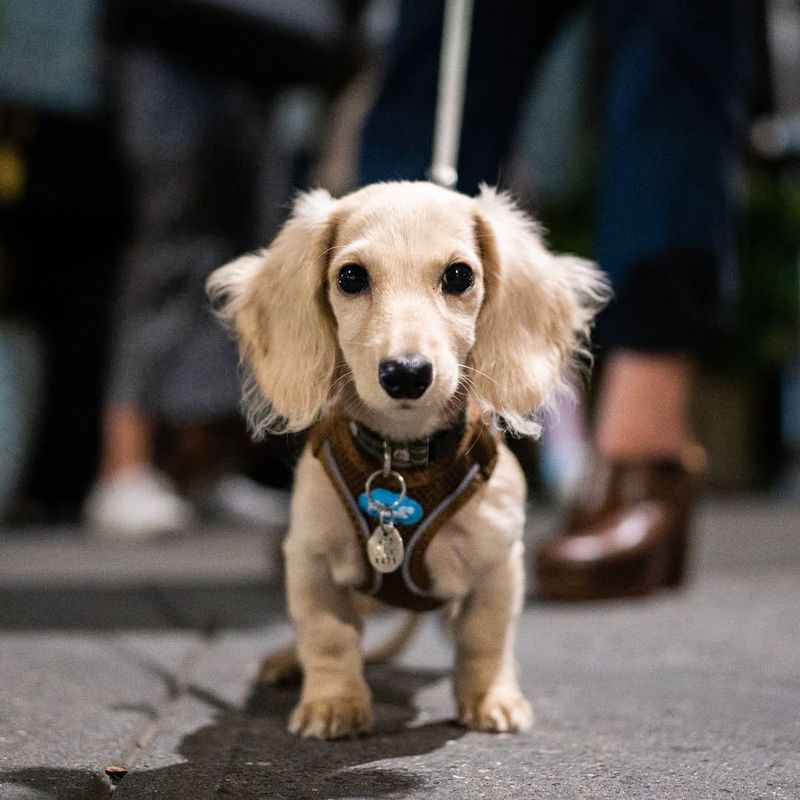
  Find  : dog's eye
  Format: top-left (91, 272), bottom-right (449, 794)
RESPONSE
top-left (441, 262), bottom-right (474, 295)
top-left (337, 264), bottom-right (369, 295)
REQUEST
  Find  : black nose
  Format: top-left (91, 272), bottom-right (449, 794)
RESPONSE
top-left (378, 356), bottom-right (433, 400)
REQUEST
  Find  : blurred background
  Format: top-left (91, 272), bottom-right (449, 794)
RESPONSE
top-left (0, 0), bottom-right (798, 534)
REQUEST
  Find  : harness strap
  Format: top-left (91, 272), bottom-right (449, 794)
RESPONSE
top-left (311, 406), bottom-right (498, 612)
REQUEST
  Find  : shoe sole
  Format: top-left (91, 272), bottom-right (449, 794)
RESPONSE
top-left (535, 535), bottom-right (689, 602)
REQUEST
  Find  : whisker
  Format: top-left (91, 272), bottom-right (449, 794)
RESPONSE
top-left (458, 362), bottom-right (502, 392)
top-left (330, 369), bottom-right (354, 389)
top-left (315, 243), bottom-right (347, 263)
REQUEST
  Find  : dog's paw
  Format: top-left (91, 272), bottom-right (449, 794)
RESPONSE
top-left (457, 689), bottom-right (533, 733)
top-left (288, 695), bottom-right (374, 739)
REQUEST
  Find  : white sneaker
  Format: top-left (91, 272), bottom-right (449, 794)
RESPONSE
top-left (84, 466), bottom-right (197, 539)
top-left (205, 473), bottom-right (290, 529)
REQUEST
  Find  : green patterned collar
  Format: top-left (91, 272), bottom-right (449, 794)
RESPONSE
top-left (348, 412), bottom-right (468, 469)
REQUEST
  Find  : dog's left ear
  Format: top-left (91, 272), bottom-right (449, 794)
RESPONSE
top-left (470, 186), bottom-right (610, 436)
top-left (206, 189), bottom-right (340, 436)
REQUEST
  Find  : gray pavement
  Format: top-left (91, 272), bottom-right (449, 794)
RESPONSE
top-left (0, 501), bottom-right (798, 799)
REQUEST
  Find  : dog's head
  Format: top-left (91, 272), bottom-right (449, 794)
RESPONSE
top-left (207, 181), bottom-right (608, 439)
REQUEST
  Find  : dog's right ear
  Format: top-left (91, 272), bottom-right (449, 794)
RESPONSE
top-left (206, 189), bottom-right (340, 436)
top-left (469, 187), bottom-right (609, 436)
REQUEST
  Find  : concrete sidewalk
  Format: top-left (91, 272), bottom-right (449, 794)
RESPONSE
top-left (1, 501), bottom-right (798, 799)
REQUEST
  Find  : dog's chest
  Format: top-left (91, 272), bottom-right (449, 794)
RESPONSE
top-left (307, 409), bottom-right (507, 611)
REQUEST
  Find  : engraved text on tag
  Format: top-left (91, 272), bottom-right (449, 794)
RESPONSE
top-left (367, 524), bottom-right (404, 573)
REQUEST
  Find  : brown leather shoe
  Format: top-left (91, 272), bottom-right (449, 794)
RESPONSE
top-left (535, 448), bottom-right (706, 601)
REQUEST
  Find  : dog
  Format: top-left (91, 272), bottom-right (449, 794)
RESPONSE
top-left (207, 181), bottom-right (607, 739)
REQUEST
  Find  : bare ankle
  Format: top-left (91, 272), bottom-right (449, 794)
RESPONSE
top-left (594, 351), bottom-right (694, 460)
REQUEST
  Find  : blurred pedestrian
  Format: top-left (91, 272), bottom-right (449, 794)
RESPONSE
top-left (85, 1), bottom-right (363, 537)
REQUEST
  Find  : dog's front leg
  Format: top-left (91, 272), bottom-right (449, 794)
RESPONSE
top-left (453, 540), bottom-right (533, 733)
top-left (284, 539), bottom-right (373, 739)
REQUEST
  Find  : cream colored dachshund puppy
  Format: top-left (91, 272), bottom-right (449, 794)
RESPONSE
top-left (207, 181), bottom-right (606, 740)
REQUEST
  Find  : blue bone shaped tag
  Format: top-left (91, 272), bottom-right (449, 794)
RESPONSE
top-left (358, 488), bottom-right (424, 526)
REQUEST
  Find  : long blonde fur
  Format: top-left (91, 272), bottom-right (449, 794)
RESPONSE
top-left (470, 186), bottom-right (610, 436)
top-left (207, 189), bottom-right (341, 435)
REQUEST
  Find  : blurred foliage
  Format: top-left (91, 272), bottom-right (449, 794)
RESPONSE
top-left (734, 166), bottom-right (800, 366)
top-left (534, 153), bottom-right (597, 265)
top-left (538, 159), bottom-right (800, 372)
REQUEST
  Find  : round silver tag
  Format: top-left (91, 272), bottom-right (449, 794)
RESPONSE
top-left (367, 524), bottom-right (405, 573)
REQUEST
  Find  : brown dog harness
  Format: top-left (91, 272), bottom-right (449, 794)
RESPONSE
top-left (309, 405), bottom-right (498, 611)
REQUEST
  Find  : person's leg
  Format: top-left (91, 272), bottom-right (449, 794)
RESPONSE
top-left (86, 50), bottom-right (222, 536)
top-left (595, 0), bottom-right (757, 462)
top-left (591, 0), bottom-right (754, 460)
top-left (595, 0), bottom-right (748, 345)
top-left (536, 0), bottom-right (753, 600)
top-left (594, 352), bottom-right (694, 459)
top-left (591, 0), bottom-right (754, 459)
top-left (99, 405), bottom-right (154, 479)
top-left (89, 47), bottom-right (288, 537)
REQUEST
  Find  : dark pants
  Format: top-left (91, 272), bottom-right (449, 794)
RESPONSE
top-left (360, 0), bottom-right (754, 353)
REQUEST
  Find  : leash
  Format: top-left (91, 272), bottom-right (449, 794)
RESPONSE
top-left (428, 0), bottom-right (474, 189)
